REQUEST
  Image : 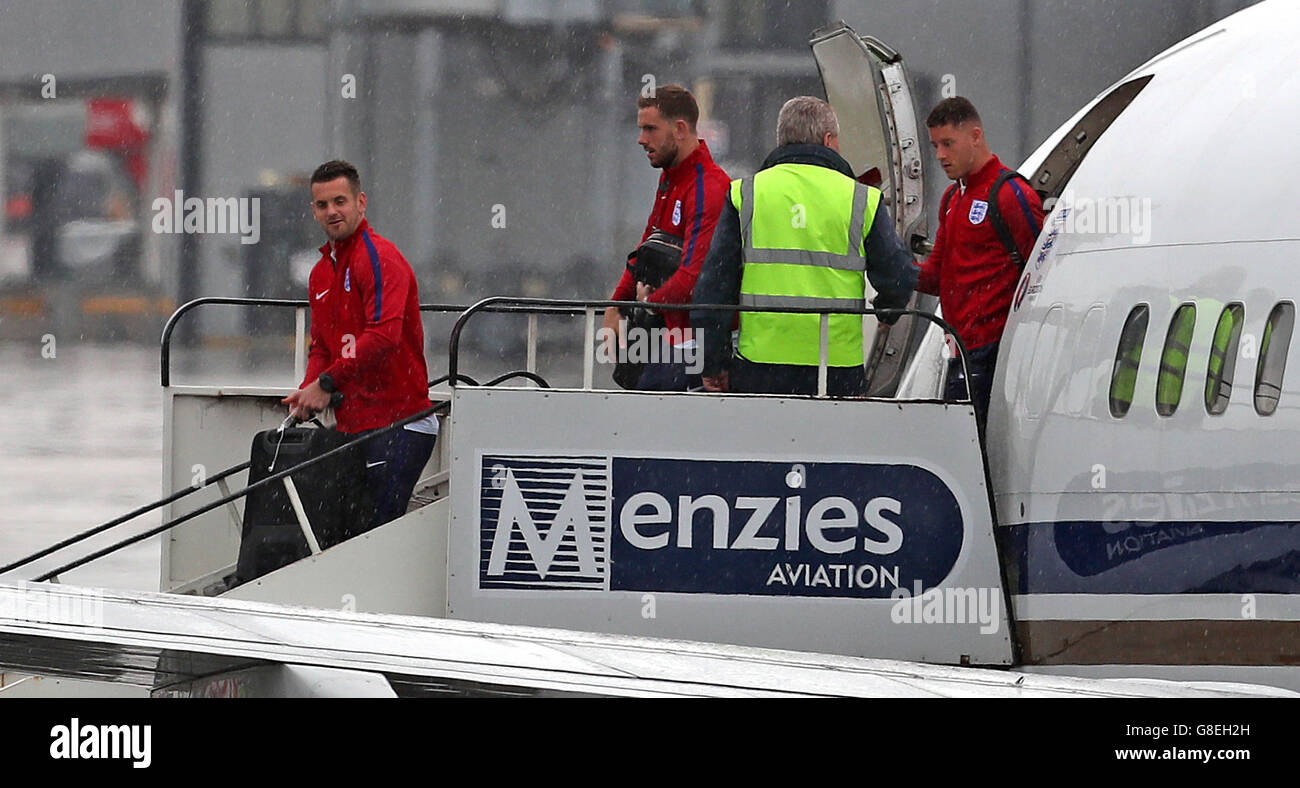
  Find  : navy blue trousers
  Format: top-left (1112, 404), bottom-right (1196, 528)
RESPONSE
top-left (355, 426), bottom-right (437, 528)
top-left (944, 341), bottom-right (1000, 430)
top-left (636, 360), bottom-right (703, 391)
top-left (730, 356), bottom-right (868, 397)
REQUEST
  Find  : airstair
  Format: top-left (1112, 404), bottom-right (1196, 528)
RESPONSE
top-left (0, 296), bottom-right (1035, 693)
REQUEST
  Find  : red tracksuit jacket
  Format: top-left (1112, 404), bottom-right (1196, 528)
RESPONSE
top-left (301, 218), bottom-right (431, 433)
top-left (916, 155), bottom-right (1045, 350)
top-left (611, 139), bottom-right (731, 334)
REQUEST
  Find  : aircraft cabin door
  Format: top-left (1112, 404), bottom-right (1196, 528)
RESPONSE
top-left (811, 22), bottom-right (931, 397)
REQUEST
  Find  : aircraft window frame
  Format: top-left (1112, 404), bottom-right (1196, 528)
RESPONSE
top-left (1204, 303), bottom-right (1244, 416)
top-left (1027, 75), bottom-right (1153, 200)
top-left (1254, 302), bottom-right (1295, 416)
top-left (1109, 304), bottom-right (1149, 418)
top-left (1067, 305), bottom-right (1106, 416)
top-left (1026, 304), bottom-right (1066, 419)
top-left (1155, 304), bottom-right (1196, 417)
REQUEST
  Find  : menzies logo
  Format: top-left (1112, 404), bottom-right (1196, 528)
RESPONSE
top-left (479, 456), bottom-right (965, 599)
top-left (479, 456), bottom-right (610, 590)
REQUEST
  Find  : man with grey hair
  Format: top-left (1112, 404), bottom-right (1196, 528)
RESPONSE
top-left (690, 96), bottom-right (916, 395)
top-left (776, 94), bottom-right (840, 147)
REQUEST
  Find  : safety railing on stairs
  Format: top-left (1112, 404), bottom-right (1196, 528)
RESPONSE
top-left (8, 296), bottom-right (972, 587)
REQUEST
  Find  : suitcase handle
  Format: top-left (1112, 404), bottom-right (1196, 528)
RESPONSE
top-left (278, 414), bottom-right (327, 430)
top-left (261, 418), bottom-right (327, 452)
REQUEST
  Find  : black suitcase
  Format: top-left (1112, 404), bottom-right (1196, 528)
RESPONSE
top-left (234, 424), bottom-right (373, 584)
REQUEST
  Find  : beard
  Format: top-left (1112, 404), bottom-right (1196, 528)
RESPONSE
top-left (651, 139), bottom-right (679, 169)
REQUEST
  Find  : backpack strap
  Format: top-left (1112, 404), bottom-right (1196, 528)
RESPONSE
top-left (938, 183), bottom-right (957, 226)
top-left (985, 169), bottom-right (1041, 269)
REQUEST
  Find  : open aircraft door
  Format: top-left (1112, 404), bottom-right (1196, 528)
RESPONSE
top-left (811, 22), bottom-right (933, 397)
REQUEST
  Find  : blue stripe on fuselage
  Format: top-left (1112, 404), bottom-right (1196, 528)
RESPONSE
top-left (997, 520), bottom-right (1300, 594)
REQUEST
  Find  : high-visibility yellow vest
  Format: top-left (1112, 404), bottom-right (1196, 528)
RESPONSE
top-left (1109, 305), bottom-right (1149, 417)
top-left (1259, 313), bottom-right (1275, 367)
top-left (1255, 312), bottom-right (1281, 413)
top-left (1156, 304), bottom-right (1196, 415)
top-left (1205, 302), bottom-right (1240, 412)
top-left (732, 163), bottom-right (881, 367)
top-left (1110, 341), bottom-right (1142, 414)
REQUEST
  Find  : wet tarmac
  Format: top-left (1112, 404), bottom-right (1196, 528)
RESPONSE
top-left (0, 342), bottom-right (162, 589)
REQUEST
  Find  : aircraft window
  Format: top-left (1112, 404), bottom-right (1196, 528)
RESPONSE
top-left (1156, 304), bottom-right (1196, 417)
top-left (1026, 304), bottom-right (1065, 419)
top-left (1205, 303), bottom-right (1244, 415)
top-left (1109, 305), bottom-right (1149, 418)
top-left (1254, 302), bottom-right (1295, 416)
top-left (1067, 306), bottom-right (1106, 416)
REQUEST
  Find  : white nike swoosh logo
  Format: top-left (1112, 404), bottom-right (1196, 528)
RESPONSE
top-left (365, 461), bottom-right (386, 468)
top-left (315, 289), bottom-right (330, 300)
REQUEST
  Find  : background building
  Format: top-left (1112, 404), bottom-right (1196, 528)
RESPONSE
top-left (0, 0), bottom-right (1259, 343)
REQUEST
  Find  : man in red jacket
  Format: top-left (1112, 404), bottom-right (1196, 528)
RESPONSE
top-left (917, 97), bottom-right (1044, 427)
top-left (283, 160), bottom-right (435, 528)
top-left (602, 84), bottom-right (730, 390)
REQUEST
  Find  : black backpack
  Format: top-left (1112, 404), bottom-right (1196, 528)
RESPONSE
top-left (939, 169), bottom-right (1038, 269)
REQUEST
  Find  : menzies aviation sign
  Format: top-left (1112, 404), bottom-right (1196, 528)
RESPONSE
top-left (479, 455), bottom-right (965, 598)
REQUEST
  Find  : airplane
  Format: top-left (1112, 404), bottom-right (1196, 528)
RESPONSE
top-left (889, 0), bottom-right (1300, 688)
top-left (0, 580), bottom-right (1286, 697)
top-left (0, 0), bottom-right (1296, 697)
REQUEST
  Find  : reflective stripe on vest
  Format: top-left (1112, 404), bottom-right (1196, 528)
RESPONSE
top-left (1110, 344), bottom-right (1141, 409)
top-left (1156, 306), bottom-right (1196, 411)
top-left (1205, 303), bottom-right (1237, 407)
top-left (733, 164), bottom-right (881, 367)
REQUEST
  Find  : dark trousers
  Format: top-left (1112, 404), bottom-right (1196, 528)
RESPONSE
top-left (730, 356), bottom-right (868, 397)
top-left (636, 360), bottom-right (703, 391)
top-left (355, 425), bottom-right (437, 527)
top-left (944, 341), bottom-right (1000, 429)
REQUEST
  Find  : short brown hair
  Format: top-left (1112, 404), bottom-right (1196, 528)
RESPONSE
top-left (311, 159), bottom-right (361, 193)
top-left (926, 97), bottom-right (981, 128)
top-left (637, 84), bottom-right (699, 130)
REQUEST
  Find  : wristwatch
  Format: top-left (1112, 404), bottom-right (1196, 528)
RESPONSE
top-left (318, 373), bottom-right (344, 407)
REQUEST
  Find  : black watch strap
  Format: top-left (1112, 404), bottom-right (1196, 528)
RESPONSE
top-left (318, 373), bottom-right (336, 393)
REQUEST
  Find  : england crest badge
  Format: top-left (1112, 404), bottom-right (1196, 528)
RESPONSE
top-left (968, 200), bottom-right (988, 224)
top-left (672, 199), bottom-right (683, 226)
top-left (344, 267), bottom-right (351, 292)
